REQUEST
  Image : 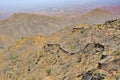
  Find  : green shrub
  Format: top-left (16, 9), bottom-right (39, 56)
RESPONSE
top-left (46, 68), bottom-right (51, 75)
top-left (9, 54), bottom-right (18, 60)
top-left (68, 45), bottom-right (76, 50)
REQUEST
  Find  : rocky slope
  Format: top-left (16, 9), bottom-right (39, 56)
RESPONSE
top-left (0, 19), bottom-right (120, 80)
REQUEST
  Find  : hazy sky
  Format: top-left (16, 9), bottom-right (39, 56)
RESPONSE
top-left (1, 0), bottom-right (120, 12)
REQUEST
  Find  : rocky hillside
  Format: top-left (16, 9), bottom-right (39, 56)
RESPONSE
top-left (0, 19), bottom-right (120, 80)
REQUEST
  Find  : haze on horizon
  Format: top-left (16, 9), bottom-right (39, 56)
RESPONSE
top-left (1, 0), bottom-right (120, 12)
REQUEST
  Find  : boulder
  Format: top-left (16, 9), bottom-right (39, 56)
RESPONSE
top-left (83, 43), bottom-right (104, 54)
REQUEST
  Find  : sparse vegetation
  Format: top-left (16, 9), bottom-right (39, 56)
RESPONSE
top-left (68, 45), bottom-right (76, 51)
top-left (9, 54), bottom-right (18, 60)
top-left (46, 68), bottom-right (51, 76)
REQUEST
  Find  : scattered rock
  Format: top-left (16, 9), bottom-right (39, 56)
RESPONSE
top-left (44, 43), bottom-right (61, 54)
top-left (105, 19), bottom-right (117, 25)
top-left (82, 70), bottom-right (105, 80)
top-left (72, 27), bottom-right (85, 33)
top-left (83, 43), bottom-right (104, 54)
top-left (116, 76), bottom-right (120, 80)
top-left (99, 55), bottom-right (112, 64)
top-left (98, 59), bottom-right (120, 72)
top-left (100, 55), bottom-right (108, 59)
top-left (115, 25), bottom-right (120, 30)
top-left (44, 43), bottom-right (80, 55)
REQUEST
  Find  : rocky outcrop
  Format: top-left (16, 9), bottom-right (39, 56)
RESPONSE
top-left (44, 43), bottom-right (81, 55)
top-left (105, 19), bottom-right (117, 25)
top-left (98, 59), bottom-right (120, 72)
top-left (83, 43), bottom-right (105, 54)
top-left (82, 70), bottom-right (106, 80)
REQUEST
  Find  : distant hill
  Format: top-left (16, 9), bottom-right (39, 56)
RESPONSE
top-left (103, 5), bottom-right (120, 15)
top-left (79, 8), bottom-right (118, 24)
top-left (0, 13), bottom-right (69, 36)
top-left (39, 8), bottom-right (120, 24)
top-left (0, 13), bottom-right (71, 48)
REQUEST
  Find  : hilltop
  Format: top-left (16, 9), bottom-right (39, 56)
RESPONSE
top-left (41, 8), bottom-right (119, 24)
top-left (103, 5), bottom-right (120, 14)
top-left (79, 8), bottom-right (118, 24)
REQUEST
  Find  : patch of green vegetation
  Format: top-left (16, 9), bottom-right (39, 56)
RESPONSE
top-left (38, 55), bottom-right (42, 60)
top-left (68, 45), bottom-right (76, 51)
top-left (9, 54), bottom-right (18, 60)
top-left (7, 71), bottom-right (13, 78)
top-left (46, 68), bottom-right (51, 76)
top-left (97, 24), bottom-right (102, 27)
top-left (31, 76), bottom-right (36, 80)
top-left (15, 76), bottom-right (19, 80)
top-left (43, 49), bottom-right (48, 53)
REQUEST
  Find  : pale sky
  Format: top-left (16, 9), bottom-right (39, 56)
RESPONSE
top-left (1, 0), bottom-right (120, 12)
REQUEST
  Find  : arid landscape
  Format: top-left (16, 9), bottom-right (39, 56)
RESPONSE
top-left (0, 0), bottom-right (120, 80)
